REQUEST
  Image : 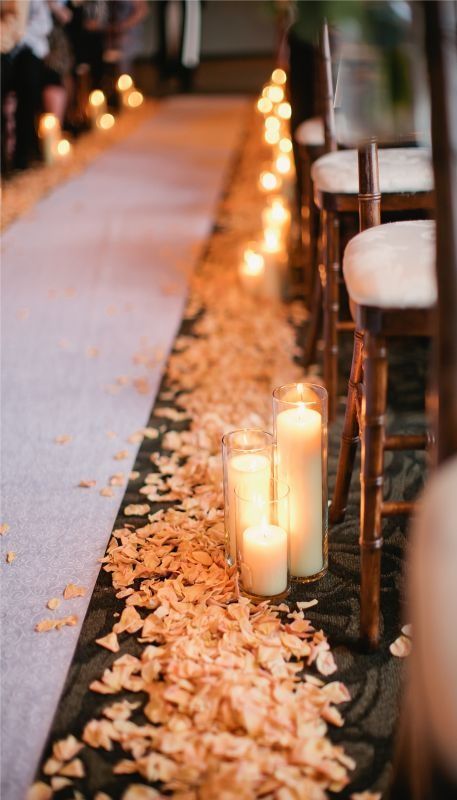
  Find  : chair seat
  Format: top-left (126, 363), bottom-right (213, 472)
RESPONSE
top-left (343, 220), bottom-right (436, 308)
top-left (294, 117), bottom-right (324, 147)
top-left (294, 112), bottom-right (346, 148)
top-left (311, 147), bottom-right (433, 194)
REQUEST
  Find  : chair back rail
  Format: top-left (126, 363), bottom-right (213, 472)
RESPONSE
top-left (321, 20), bottom-right (337, 153)
top-left (424, 0), bottom-right (457, 463)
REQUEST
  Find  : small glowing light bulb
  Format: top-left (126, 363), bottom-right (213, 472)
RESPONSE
top-left (272, 68), bottom-right (287, 85)
top-left (265, 115), bottom-right (280, 131)
top-left (41, 113), bottom-right (58, 131)
top-left (243, 249), bottom-right (264, 275)
top-left (265, 128), bottom-right (280, 145)
top-left (257, 96), bottom-right (273, 114)
top-left (117, 73), bottom-right (133, 91)
top-left (89, 89), bottom-right (105, 107)
top-left (127, 90), bottom-right (143, 108)
top-left (259, 171), bottom-right (279, 192)
top-left (264, 227), bottom-right (281, 252)
top-left (270, 199), bottom-right (287, 224)
top-left (277, 101), bottom-right (292, 120)
top-left (278, 137), bottom-right (292, 153)
top-left (98, 112), bottom-right (115, 130)
top-left (56, 138), bottom-right (71, 156)
top-left (275, 154), bottom-right (292, 175)
top-left (267, 85), bottom-right (284, 103)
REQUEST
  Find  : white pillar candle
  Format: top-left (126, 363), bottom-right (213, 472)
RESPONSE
top-left (239, 248), bottom-right (265, 296)
top-left (88, 90), bottom-right (107, 128)
top-left (116, 73), bottom-right (133, 107)
top-left (242, 523), bottom-right (288, 597)
top-left (56, 138), bottom-right (72, 162)
top-left (260, 229), bottom-right (287, 301)
top-left (227, 453), bottom-right (271, 562)
top-left (259, 170), bottom-right (282, 194)
top-left (261, 199), bottom-right (291, 239)
top-left (276, 405), bottom-right (323, 577)
top-left (38, 114), bottom-right (60, 165)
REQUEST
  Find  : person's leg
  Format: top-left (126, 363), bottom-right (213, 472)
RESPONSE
top-left (156, 0), bottom-right (169, 80)
top-left (1, 53), bottom-right (14, 172)
top-left (42, 84), bottom-right (67, 122)
top-left (13, 47), bottom-right (43, 169)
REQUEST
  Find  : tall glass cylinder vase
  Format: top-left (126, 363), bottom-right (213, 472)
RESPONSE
top-left (235, 478), bottom-right (290, 601)
top-left (273, 383), bottom-right (328, 582)
top-left (222, 429), bottom-right (274, 566)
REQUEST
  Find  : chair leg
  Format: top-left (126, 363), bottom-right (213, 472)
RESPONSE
top-left (323, 209), bottom-right (340, 422)
top-left (360, 331), bottom-right (388, 650)
top-left (300, 151), bottom-right (313, 294)
top-left (303, 209), bottom-right (324, 366)
top-left (330, 328), bottom-right (364, 523)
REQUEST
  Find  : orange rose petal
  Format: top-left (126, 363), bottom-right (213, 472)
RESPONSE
top-left (63, 583), bottom-right (86, 600)
top-left (390, 635), bottom-right (412, 658)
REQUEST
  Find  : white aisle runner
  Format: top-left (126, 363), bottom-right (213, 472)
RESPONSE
top-left (0, 96), bottom-right (247, 800)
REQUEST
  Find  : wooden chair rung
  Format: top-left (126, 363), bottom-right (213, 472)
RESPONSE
top-left (336, 320), bottom-right (356, 332)
top-left (381, 501), bottom-right (415, 517)
top-left (384, 434), bottom-right (427, 451)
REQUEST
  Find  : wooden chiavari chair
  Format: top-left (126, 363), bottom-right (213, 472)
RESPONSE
top-left (305, 22), bottom-right (435, 422)
top-left (331, 139), bottom-right (436, 649)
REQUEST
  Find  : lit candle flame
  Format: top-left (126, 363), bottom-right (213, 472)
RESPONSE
top-left (275, 154), bottom-right (292, 175)
top-left (97, 112), bottom-right (115, 130)
top-left (277, 102), bottom-right (291, 120)
top-left (266, 85), bottom-right (284, 103)
top-left (127, 90), bottom-right (143, 108)
top-left (265, 128), bottom-right (280, 145)
top-left (271, 68), bottom-right (287, 85)
top-left (259, 171), bottom-right (279, 192)
top-left (243, 249), bottom-right (264, 275)
top-left (257, 97), bottom-right (273, 114)
top-left (265, 115), bottom-right (280, 132)
top-left (117, 74), bottom-right (133, 92)
top-left (89, 89), bottom-right (105, 108)
top-left (56, 138), bottom-right (71, 157)
top-left (264, 227), bottom-right (281, 253)
top-left (39, 113), bottom-right (58, 133)
top-left (269, 199), bottom-right (288, 224)
top-left (278, 137), bottom-right (292, 153)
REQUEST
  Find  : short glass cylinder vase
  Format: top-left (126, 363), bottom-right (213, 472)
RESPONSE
top-left (222, 429), bottom-right (274, 566)
top-left (273, 382), bottom-right (328, 583)
top-left (235, 478), bottom-right (290, 602)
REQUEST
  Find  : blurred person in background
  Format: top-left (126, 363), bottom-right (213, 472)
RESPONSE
top-left (155, 0), bottom-right (202, 94)
top-left (1, 0), bottom-right (29, 172)
top-left (1, 0), bottom-right (52, 170)
top-left (105, 0), bottom-right (147, 77)
top-left (42, 1), bottom-right (74, 124)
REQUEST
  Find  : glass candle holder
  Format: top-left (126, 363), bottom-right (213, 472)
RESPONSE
top-left (38, 113), bottom-right (61, 165)
top-left (273, 383), bottom-right (328, 582)
top-left (235, 478), bottom-right (290, 601)
top-left (222, 429), bottom-right (274, 566)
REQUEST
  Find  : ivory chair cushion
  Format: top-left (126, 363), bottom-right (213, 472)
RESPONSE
top-left (343, 220), bottom-right (436, 308)
top-left (311, 147), bottom-right (433, 194)
top-left (294, 111), bottom-right (346, 148)
top-left (294, 117), bottom-right (324, 147)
